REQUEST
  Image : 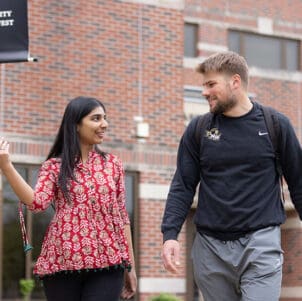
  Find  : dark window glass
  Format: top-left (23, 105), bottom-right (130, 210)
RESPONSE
top-left (125, 173), bottom-right (135, 225)
top-left (2, 167), bottom-right (138, 300)
top-left (184, 23), bottom-right (198, 57)
top-left (245, 34), bottom-right (281, 69)
top-left (184, 87), bottom-right (205, 103)
top-left (2, 165), bottom-right (49, 300)
top-left (228, 30), bottom-right (300, 71)
top-left (2, 167), bottom-right (26, 298)
top-left (228, 31), bottom-right (240, 54)
top-left (286, 40), bottom-right (299, 71)
top-left (125, 171), bottom-right (138, 301)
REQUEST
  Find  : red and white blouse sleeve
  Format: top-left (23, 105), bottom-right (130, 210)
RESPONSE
top-left (28, 159), bottom-right (58, 212)
top-left (115, 157), bottom-right (130, 226)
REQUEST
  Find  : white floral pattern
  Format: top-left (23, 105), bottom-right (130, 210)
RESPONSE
top-left (28, 151), bottom-right (131, 277)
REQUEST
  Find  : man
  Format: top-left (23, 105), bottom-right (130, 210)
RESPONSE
top-left (161, 51), bottom-right (302, 300)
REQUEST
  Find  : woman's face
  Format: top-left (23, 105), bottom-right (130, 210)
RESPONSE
top-left (77, 106), bottom-right (108, 146)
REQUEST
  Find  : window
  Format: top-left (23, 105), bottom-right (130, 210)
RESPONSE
top-left (184, 86), bottom-right (208, 124)
top-left (229, 30), bottom-right (300, 71)
top-left (184, 23), bottom-right (199, 57)
top-left (125, 171), bottom-right (138, 238)
top-left (2, 165), bottom-right (52, 300)
top-left (2, 167), bottom-right (26, 299)
top-left (1, 166), bottom-right (139, 300)
top-left (184, 86), bottom-right (204, 104)
top-left (125, 171), bottom-right (139, 301)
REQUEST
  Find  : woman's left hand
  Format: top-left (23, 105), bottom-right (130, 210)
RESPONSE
top-left (120, 269), bottom-right (137, 299)
top-left (0, 138), bottom-right (11, 170)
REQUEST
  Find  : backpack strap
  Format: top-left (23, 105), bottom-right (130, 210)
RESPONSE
top-left (194, 112), bottom-right (213, 150)
top-left (260, 104), bottom-right (285, 202)
top-left (260, 105), bottom-right (282, 177)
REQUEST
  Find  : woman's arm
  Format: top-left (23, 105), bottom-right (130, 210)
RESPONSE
top-left (124, 224), bottom-right (135, 270)
top-left (121, 223), bottom-right (137, 299)
top-left (0, 139), bottom-right (34, 205)
top-left (114, 156), bottom-right (137, 298)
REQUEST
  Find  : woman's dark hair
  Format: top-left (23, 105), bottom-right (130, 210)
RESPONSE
top-left (47, 96), bottom-right (107, 200)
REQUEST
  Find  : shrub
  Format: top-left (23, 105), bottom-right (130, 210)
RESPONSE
top-left (150, 293), bottom-right (182, 301)
top-left (19, 278), bottom-right (35, 301)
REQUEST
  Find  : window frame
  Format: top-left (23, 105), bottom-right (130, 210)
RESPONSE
top-left (125, 170), bottom-right (139, 301)
top-left (0, 165), bottom-right (140, 300)
top-left (184, 22), bottom-right (199, 58)
top-left (228, 29), bottom-right (301, 71)
top-left (0, 163), bottom-right (44, 299)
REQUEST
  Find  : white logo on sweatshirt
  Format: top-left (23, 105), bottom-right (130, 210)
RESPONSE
top-left (205, 128), bottom-right (221, 141)
top-left (258, 131), bottom-right (268, 136)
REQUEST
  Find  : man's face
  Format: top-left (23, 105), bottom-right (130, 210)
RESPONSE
top-left (201, 71), bottom-right (237, 115)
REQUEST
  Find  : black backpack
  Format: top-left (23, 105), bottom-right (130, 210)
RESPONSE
top-left (194, 104), bottom-right (284, 198)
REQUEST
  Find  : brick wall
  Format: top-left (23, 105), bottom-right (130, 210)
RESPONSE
top-left (1, 0), bottom-right (302, 300)
top-left (1, 1), bottom-right (184, 300)
top-left (2, 1), bottom-right (184, 145)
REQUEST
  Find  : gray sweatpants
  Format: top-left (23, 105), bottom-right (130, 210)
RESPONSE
top-left (192, 226), bottom-right (283, 301)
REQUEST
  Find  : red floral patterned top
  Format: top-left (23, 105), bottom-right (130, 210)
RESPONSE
top-left (28, 150), bottom-right (131, 277)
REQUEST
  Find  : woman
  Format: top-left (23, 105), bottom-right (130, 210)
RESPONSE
top-left (0, 96), bottom-right (137, 301)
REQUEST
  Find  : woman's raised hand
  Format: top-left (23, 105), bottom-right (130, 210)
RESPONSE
top-left (0, 137), bottom-right (34, 205)
top-left (0, 138), bottom-right (11, 170)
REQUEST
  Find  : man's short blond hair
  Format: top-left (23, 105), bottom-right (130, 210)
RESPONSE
top-left (196, 51), bottom-right (249, 88)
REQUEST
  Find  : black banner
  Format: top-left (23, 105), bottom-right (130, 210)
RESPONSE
top-left (0, 0), bottom-right (29, 63)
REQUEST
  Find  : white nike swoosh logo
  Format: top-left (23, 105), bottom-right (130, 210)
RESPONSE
top-left (258, 131), bottom-right (268, 136)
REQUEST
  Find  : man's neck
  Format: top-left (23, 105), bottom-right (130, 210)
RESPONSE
top-left (223, 96), bottom-right (252, 117)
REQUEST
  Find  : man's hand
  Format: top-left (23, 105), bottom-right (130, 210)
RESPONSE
top-left (161, 239), bottom-right (180, 274)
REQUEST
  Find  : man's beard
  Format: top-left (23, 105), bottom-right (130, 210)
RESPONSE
top-left (210, 96), bottom-right (237, 115)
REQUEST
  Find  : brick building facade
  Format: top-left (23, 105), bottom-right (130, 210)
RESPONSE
top-left (0, 0), bottom-right (302, 300)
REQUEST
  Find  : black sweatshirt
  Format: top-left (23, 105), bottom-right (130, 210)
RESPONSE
top-left (161, 102), bottom-right (302, 241)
